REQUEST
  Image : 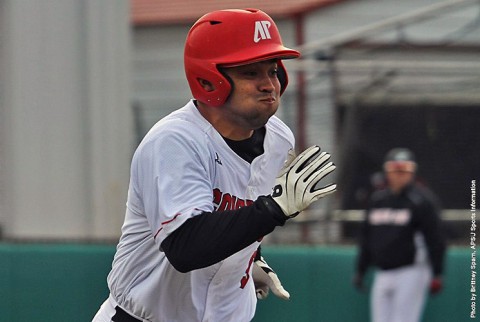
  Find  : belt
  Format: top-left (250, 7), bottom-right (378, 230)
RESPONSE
top-left (112, 306), bottom-right (142, 322)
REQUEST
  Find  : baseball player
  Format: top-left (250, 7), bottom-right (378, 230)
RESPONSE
top-left (353, 148), bottom-right (446, 322)
top-left (92, 9), bottom-right (337, 322)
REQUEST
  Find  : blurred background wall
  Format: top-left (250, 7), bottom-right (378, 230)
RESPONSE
top-left (0, 0), bottom-right (478, 243)
top-left (0, 0), bottom-right (133, 240)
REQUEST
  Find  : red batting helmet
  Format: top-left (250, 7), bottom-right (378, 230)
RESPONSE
top-left (184, 8), bottom-right (300, 107)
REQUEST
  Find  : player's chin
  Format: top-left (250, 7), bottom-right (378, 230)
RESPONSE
top-left (251, 112), bottom-right (275, 129)
top-left (258, 105), bottom-right (278, 123)
top-left (258, 100), bottom-right (279, 117)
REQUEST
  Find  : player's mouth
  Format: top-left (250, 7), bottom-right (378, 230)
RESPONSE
top-left (259, 96), bottom-right (276, 103)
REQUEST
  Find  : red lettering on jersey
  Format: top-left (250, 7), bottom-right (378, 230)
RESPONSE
top-left (240, 250), bottom-right (257, 289)
top-left (235, 199), bottom-right (245, 209)
top-left (213, 188), bottom-right (253, 212)
top-left (213, 188), bottom-right (222, 206)
top-left (219, 193), bottom-right (233, 211)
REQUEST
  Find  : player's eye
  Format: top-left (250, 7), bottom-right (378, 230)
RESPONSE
top-left (269, 69), bottom-right (279, 77)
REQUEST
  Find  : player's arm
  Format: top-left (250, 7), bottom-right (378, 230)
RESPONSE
top-left (353, 209), bottom-right (371, 290)
top-left (161, 196), bottom-right (286, 273)
top-left (414, 190), bottom-right (446, 292)
top-left (162, 145), bottom-right (336, 273)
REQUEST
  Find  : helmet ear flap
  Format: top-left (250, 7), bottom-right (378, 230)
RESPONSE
top-left (185, 62), bottom-right (232, 107)
top-left (277, 60), bottom-right (289, 95)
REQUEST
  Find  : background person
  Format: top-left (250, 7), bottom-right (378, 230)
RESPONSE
top-left (353, 147), bottom-right (446, 322)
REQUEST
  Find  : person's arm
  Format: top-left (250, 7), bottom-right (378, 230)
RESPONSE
top-left (161, 196), bottom-right (285, 273)
top-left (353, 210), bottom-right (371, 290)
top-left (407, 186), bottom-right (446, 295)
top-left (415, 190), bottom-right (446, 277)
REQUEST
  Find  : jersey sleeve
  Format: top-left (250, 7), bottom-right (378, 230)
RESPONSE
top-left (130, 120), bottom-right (215, 247)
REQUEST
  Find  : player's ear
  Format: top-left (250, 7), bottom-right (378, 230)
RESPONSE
top-left (198, 78), bottom-right (215, 92)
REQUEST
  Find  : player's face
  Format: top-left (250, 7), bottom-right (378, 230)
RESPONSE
top-left (221, 60), bottom-right (281, 131)
top-left (385, 170), bottom-right (414, 193)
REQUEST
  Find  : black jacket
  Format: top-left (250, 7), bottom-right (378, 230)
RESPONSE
top-left (356, 183), bottom-right (446, 276)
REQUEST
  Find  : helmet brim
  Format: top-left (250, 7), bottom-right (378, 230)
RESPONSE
top-left (218, 49), bottom-right (300, 68)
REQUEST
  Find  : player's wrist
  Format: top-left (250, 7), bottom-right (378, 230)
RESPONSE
top-left (257, 196), bottom-right (288, 225)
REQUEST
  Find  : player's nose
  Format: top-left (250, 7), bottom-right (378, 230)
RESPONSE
top-left (258, 74), bottom-right (276, 93)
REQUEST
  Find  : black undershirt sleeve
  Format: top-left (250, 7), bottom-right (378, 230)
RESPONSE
top-left (161, 196), bottom-right (286, 273)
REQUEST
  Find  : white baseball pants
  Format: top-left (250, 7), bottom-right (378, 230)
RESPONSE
top-left (371, 263), bottom-right (432, 322)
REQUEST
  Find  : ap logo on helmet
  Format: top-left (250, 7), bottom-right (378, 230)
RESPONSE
top-left (254, 21), bottom-right (272, 43)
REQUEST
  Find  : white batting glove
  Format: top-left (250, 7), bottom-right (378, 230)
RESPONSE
top-left (252, 256), bottom-right (290, 300)
top-left (272, 145), bottom-right (336, 218)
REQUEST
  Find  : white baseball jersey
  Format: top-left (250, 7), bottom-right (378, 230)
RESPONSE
top-left (102, 100), bottom-right (294, 322)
